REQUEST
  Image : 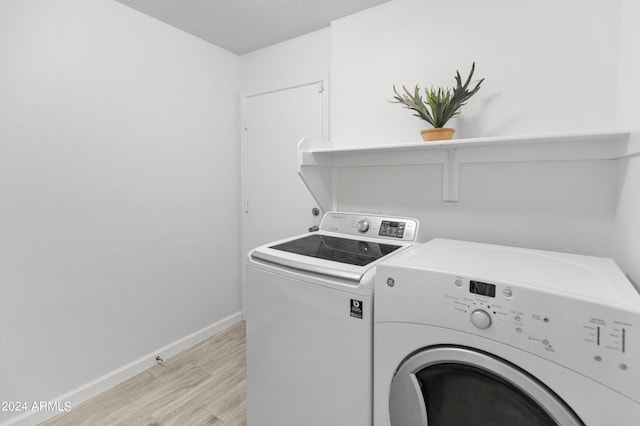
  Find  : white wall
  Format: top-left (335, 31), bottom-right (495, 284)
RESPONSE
top-left (0, 0), bottom-right (240, 423)
top-left (613, 0), bottom-right (640, 286)
top-left (329, 0), bottom-right (623, 258)
top-left (240, 28), bottom-right (330, 92)
top-left (330, 0), bottom-right (621, 147)
top-left (338, 160), bottom-right (617, 256)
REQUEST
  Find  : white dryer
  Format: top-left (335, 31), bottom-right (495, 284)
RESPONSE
top-left (374, 239), bottom-right (640, 426)
top-left (246, 212), bottom-right (419, 426)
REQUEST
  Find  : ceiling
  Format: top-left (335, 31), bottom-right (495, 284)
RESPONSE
top-left (114, 0), bottom-right (391, 55)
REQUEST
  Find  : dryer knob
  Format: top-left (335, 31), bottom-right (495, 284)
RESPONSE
top-left (356, 219), bottom-right (370, 233)
top-left (470, 309), bottom-right (492, 330)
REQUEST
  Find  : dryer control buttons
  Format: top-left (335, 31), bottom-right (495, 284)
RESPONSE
top-left (471, 309), bottom-right (492, 329)
top-left (356, 219), bottom-right (370, 233)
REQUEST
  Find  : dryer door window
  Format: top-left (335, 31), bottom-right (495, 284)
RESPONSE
top-left (389, 346), bottom-right (583, 426)
top-left (415, 363), bottom-right (554, 425)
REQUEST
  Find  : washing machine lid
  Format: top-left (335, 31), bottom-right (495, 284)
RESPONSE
top-left (269, 234), bottom-right (402, 266)
top-left (386, 238), bottom-right (640, 307)
top-left (249, 212), bottom-right (420, 282)
top-left (251, 231), bottom-right (409, 282)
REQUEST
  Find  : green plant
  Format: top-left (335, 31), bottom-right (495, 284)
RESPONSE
top-left (391, 62), bottom-right (484, 128)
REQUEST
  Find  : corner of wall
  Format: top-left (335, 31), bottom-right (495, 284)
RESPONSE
top-left (612, 0), bottom-right (640, 285)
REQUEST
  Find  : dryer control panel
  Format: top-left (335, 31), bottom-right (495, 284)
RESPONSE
top-left (446, 276), bottom-right (634, 357)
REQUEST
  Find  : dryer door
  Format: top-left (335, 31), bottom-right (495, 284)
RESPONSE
top-left (389, 346), bottom-right (583, 426)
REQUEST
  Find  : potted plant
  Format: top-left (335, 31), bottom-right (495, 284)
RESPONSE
top-left (391, 63), bottom-right (484, 141)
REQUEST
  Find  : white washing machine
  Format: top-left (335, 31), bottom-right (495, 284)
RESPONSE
top-left (374, 238), bottom-right (640, 426)
top-left (246, 212), bottom-right (419, 426)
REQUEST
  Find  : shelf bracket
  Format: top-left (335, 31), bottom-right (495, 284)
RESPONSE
top-left (297, 137), bottom-right (335, 212)
top-left (442, 147), bottom-right (459, 202)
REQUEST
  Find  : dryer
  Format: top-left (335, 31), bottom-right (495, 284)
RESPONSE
top-left (374, 238), bottom-right (640, 426)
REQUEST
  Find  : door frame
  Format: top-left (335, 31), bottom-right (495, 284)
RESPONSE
top-left (239, 73), bottom-right (330, 315)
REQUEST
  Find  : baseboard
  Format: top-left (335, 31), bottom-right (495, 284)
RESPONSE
top-left (3, 311), bottom-right (243, 426)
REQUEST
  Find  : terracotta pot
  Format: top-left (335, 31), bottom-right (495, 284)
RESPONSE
top-left (420, 127), bottom-right (455, 142)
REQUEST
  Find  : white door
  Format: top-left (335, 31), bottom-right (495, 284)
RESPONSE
top-left (241, 77), bottom-right (328, 269)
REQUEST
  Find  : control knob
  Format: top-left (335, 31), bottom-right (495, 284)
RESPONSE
top-left (356, 219), bottom-right (370, 233)
top-left (470, 309), bottom-right (492, 329)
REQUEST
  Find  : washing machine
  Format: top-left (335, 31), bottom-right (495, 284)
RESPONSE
top-left (246, 211), bottom-right (419, 426)
top-left (374, 238), bottom-right (640, 426)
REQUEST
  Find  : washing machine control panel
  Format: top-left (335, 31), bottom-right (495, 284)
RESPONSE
top-left (376, 265), bottom-right (640, 403)
top-left (320, 212), bottom-right (418, 241)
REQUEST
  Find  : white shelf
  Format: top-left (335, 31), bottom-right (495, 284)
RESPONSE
top-left (298, 129), bottom-right (635, 210)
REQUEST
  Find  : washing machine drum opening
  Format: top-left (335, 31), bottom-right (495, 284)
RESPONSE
top-left (389, 347), bottom-right (583, 426)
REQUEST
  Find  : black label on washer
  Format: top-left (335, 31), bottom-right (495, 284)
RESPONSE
top-left (350, 299), bottom-right (363, 319)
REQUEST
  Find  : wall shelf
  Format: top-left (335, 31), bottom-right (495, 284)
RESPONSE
top-left (298, 129), bottom-right (635, 211)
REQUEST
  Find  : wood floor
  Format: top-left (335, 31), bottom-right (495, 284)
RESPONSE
top-left (40, 321), bottom-right (247, 426)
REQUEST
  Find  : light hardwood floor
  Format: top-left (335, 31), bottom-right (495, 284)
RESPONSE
top-left (40, 321), bottom-right (246, 426)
